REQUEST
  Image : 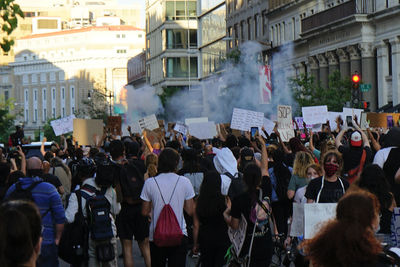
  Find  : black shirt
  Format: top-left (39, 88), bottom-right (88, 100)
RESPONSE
top-left (338, 145), bottom-right (372, 173)
top-left (305, 176), bottom-right (349, 203)
top-left (41, 173), bottom-right (62, 189)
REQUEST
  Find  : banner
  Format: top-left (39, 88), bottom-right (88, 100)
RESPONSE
top-left (50, 115), bottom-right (76, 136)
top-left (259, 65), bottom-right (272, 104)
top-left (277, 105), bottom-right (294, 142)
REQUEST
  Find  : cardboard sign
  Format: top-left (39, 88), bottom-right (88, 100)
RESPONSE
top-left (50, 115), bottom-right (76, 136)
top-left (228, 214), bottom-right (248, 256)
top-left (277, 105), bottom-right (294, 142)
top-left (263, 117), bottom-right (275, 135)
top-left (230, 108), bottom-right (264, 132)
top-left (73, 119), bottom-right (103, 146)
top-left (174, 122), bottom-right (188, 136)
top-left (304, 203), bottom-right (337, 239)
top-left (106, 116), bottom-right (122, 136)
top-left (290, 203), bottom-right (305, 237)
top-left (188, 121), bottom-right (217, 140)
top-left (302, 105), bottom-right (328, 125)
top-left (367, 113), bottom-right (400, 128)
top-left (138, 114), bottom-right (159, 131)
top-left (185, 117), bottom-right (208, 125)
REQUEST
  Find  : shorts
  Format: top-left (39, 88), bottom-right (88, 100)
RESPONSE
top-left (116, 203), bottom-right (149, 241)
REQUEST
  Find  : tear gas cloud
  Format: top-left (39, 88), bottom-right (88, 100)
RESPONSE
top-left (123, 41), bottom-right (296, 127)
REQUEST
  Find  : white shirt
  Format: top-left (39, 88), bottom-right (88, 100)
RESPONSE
top-left (65, 178), bottom-right (121, 236)
top-left (373, 147), bottom-right (395, 168)
top-left (140, 173), bottom-right (195, 241)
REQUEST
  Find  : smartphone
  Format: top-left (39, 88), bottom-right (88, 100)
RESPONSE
top-left (251, 127), bottom-right (258, 138)
top-left (346, 116), bottom-right (353, 128)
top-left (387, 115), bottom-right (394, 128)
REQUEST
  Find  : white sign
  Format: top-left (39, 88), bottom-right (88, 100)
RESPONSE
top-left (302, 105), bottom-right (328, 125)
top-left (173, 122), bottom-right (188, 135)
top-left (304, 203), bottom-right (337, 239)
top-left (138, 114), bottom-right (159, 131)
top-left (277, 105), bottom-right (294, 142)
top-left (290, 203), bottom-right (304, 237)
top-left (390, 208), bottom-right (400, 247)
top-left (230, 108), bottom-right (264, 132)
top-left (185, 117), bottom-right (208, 125)
top-left (259, 65), bottom-right (272, 104)
top-left (360, 112), bottom-right (369, 130)
top-left (188, 121), bottom-right (217, 140)
top-left (50, 115), bottom-right (76, 136)
top-left (327, 112), bottom-right (342, 131)
top-left (342, 107), bottom-right (363, 125)
top-left (263, 117), bottom-right (275, 135)
top-left (228, 214), bottom-right (248, 256)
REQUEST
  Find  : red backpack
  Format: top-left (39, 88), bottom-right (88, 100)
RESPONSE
top-left (153, 177), bottom-right (183, 247)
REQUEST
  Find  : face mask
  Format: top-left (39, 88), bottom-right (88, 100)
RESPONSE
top-left (324, 162), bottom-right (339, 177)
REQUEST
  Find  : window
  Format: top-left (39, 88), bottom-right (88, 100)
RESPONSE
top-left (165, 1), bottom-right (196, 20)
top-left (234, 24), bottom-right (239, 46)
top-left (25, 90), bottom-right (28, 102)
top-left (240, 21), bottom-right (245, 41)
top-left (116, 34), bottom-right (120, 38)
top-left (43, 89), bottom-right (46, 101)
top-left (254, 15), bottom-right (259, 38)
top-left (23, 74), bottom-right (28, 85)
top-left (138, 34), bottom-right (143, 38)
top-left (117, 49), bottom-right (127, 54)
top-left (52, 88), bottom-right (55, 100)
top-left (25, 109), bottom-right (29, 122)
top-left (262, 11), bottom-right (267, 36)
top-left (72, 107), bottom-right (75, 114)
top-left (40, 73), bottom-right (46, 83)
top-left (247, 18), bottom-right (251, 40)
top-left (292, 17), bottom-right (296, 40)
top-left (4, 91), bottom-right (9, 101)
top-left (43, 108), bottom-right (47, 121)
top-left (164, 57), bottom-right (198, 78)
top-left (62, 87), bottom-right (65, 99)
top-left (50, 72), bottom-right (56, 81)
top-left (32, 74), bottom-right (38, 84)
top-left (165, 29), bottom-right (197, 49)
top-left (122, 34), bottom-right (126, 38)
top-left (52, 108), bottom-right (56, 118)
top-left (34, 109), bottom-right (37, 122)
top-left (387, 41), bottom-right (392, 76)
top-left (62, 107), bottom-right (65, 117)
top-left (34, 90), bottom-right (37, 101)
top-left (71, 87), bottom-right (75, 98)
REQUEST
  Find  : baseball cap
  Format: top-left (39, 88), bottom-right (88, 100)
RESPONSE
top-left (350, 131), bottom-right (362, 147)
top-left (240, 147), bottom-right (254, 163)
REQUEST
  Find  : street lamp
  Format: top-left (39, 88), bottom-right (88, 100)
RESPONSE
top-left (87, 90), bottom-right (114, 116)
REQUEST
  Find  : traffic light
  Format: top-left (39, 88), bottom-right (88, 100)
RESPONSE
top-left (351, 72), bottom-right (361, 107)
top-left (363, 101), bottom-right (370, 112)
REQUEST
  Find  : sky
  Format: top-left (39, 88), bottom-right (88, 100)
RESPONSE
top-left (118, 0), bottom-right (145, 6)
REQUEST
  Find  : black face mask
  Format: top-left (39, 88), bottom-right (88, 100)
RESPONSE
top-left (28, 169), bottom-right (43, 178)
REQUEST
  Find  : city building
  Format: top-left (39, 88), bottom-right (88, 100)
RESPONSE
top-left (10, 25), bottom-right (145, 137)
top-left (0, 66), bottom-right (14, 102)
top-left (127, 51), bottom-right (146, 88)
top-left (145, 0), bottom-right (198, 91)
top-left (198, 0), bottom-right (226, 79)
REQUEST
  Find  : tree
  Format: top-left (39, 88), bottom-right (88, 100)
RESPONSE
top-left (290, 70), bottom-right (352, 113)
top-left (0, 98), bottom-right (17, 143)
top-left (0, 0), bottom-right (24, 52)
top-left (76, 90), bottom-right (108, 123)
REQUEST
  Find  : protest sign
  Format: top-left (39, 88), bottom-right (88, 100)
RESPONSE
top-left (106, 116), bottom-right (122, 136)
top-left (185, 117), bottom-right (208, 125)
top-left (342, 107), bottom-right (363, 125)
top-left (277, 105), bottom-right (294, 142)
top-left (290, 203), bottom-right (304, 237)
top-left (294, 117), bottom-right (313, 130)
top-left (367, 113), bottom-right (400, 128)
top-left (50, 115), bottom-right (75, 136)
top-left (73, 119), bottom-right (103, 146)
top-left (360, 112), bottom-right (369, 130)
top-left (391, 208), bottom-right (400, 247)
top-left (327, 112), bottom-right (342, 131)
top-left (230, 108), bottom-right (264, 132)
top-left (188, 122), bottom-right (217, 140)
top-left (228, 214), bottom-right (248, 256)
top-left (174, 122), bottom-right (188, 136)
top-left (263, 117), bottom-right (275, 135)
top-left (138, 114), bottom-right (159, 131)
top-left (304, 203), bottom-right (337, 239)
top-left (302, 105), bottom-right (328, 125)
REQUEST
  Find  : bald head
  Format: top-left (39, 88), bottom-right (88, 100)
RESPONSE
top-left (27, 157), bottom-right (43, 170)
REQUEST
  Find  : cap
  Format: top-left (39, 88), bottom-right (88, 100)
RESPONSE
top-left (351, 131), bottom-right (362, 147)
top-left (240, 147), bottom-right (254, 162)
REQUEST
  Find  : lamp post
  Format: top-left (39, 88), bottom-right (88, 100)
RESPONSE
top-left (87, 90), bottom-right (114, 116)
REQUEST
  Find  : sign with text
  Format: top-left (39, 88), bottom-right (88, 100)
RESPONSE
top-left (228, 214), bottom-right (248, 256)
top-left (277, 105), bottom-right (294, 142)
top-left (73, 119), bottom-right (103, 146)
top-left (304, 203), bottom-right (337, 239)
top-left (230, 108), bottom-right (264, 132)
top-left (106, 116), bottom-right (122, 136)
top-left (138, 114), bottom-right (159, 131)
top-left (51, 115), bottom-right (76, 136)
top-left (302, 105), bottom-right (328, 125)
top-left (188, 121), bottom-right (217, 140)
top-left (185, 117), bottom-right (208, 125)
top-left (173, 122), bottom-right (188, 136)
top-left (263, 117), bottom-right (275, 135)
top-left (391, 208), bottom-right (400, 247)
top-left (342, 107), bottom-right (363, 125)
top-left (259, 65), bottom-right (272, 104)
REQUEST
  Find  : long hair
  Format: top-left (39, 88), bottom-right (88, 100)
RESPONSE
top-left (145, 153), bottom-right (158, 178)
top-left (180, 148), bottom-right (202, 174)
top-left (292, 151), bottom-right (315, 178)
top-left (303, 190), bottom-right (382, 267)
top-left (358, 164), bottom-right (393, 210)
top-left (243, 163), bottom-right (262, 201)
top-left (272, 149), bottom-right (292, 199)
top-left (321, 150), bottom-right (343, 175)
top-left (196, 171), bottom-right (226, 218)
top-left (289, 137), bottom-right (308, 153)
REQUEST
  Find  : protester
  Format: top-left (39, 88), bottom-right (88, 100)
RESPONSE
top-left (193, 171), bottom-right (230, 266)
top-left (303, 190), bottom-right (387, 266)
top-left (5, 157), bottom-right (65, 267)
top-left (141, 148), bottom-right (195, 267)
top-left (294, 163), bottom-right (323, 203)
top-left (0, 200), bottom-right (42, 267)
top-left (305, 150), bottom-right (349, 203)
top-left (144, 153), bottom-right (158, 179)
top-left (49, 156), bottom-right (72, 202)
top-left (287, 151), bottom-right (315, 199)
top-left (213, 147), bottom-right (239, 196)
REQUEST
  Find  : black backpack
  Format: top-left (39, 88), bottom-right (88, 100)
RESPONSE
top-left (225, 172), bottom-right (247, 200)
top-left (58, 190), bottom-right (89, 264)
top-left (118, 162), bottom-right (144, 201)
top-left (80, 184), bottom-right (114, 241)
top-left (6, 181), bottom-right (42, 202)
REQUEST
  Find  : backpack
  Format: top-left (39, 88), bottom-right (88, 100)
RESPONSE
top-left (80, 184), bottom-right (114, 241)
top-left (58, 190), bottom-right (89, 264)
top-left (225, 172), bottom-right (247, 200)
top-left (6, 181), bottom-right (42, 202)
top-left (118, 161), bottom-right (144, 201)
top-left (275, 171), bottom-right (291, 202)
top-left (153, 177), bottom-right (183, 247)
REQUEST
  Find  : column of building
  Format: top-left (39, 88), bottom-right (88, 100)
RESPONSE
top-left (376, 41), bottom-right (390, 108)
top-left (336, 48), bottom-right (350, 78)
top-left (359, 42), bottom-right (377, 111)
top-left (317, 54), bottom-right (328, 89)
top-left (389, 37), bottom-right (400, 107)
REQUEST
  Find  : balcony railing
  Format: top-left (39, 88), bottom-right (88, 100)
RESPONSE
top-left (302, 0), bottom-right (358, 33)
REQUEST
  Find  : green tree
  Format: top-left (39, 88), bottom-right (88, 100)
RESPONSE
top-left (1, 0), bottom-right (24, 52)
top-left (158, 86), bottom-right (181, 107)
top-left (0, 97), bottom-right (17, 143)
top-left (77, 90), bottom-right (108, 123)
top-left (290, 70), bottom-right (352, 113)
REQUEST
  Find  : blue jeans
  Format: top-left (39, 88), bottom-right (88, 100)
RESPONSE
top-left (37, 243), bottom-right (59, 267)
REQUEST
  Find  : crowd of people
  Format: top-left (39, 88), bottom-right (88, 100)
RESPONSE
top-left (1, 115), bottom-right (400, 267)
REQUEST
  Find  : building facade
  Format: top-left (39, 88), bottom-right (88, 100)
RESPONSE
top-left (146, 0), bottom-right (198, 90)
top-left (127, 51), bottom-right (146, 88)
top-left (10, 25), bottom-right (145, 137)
